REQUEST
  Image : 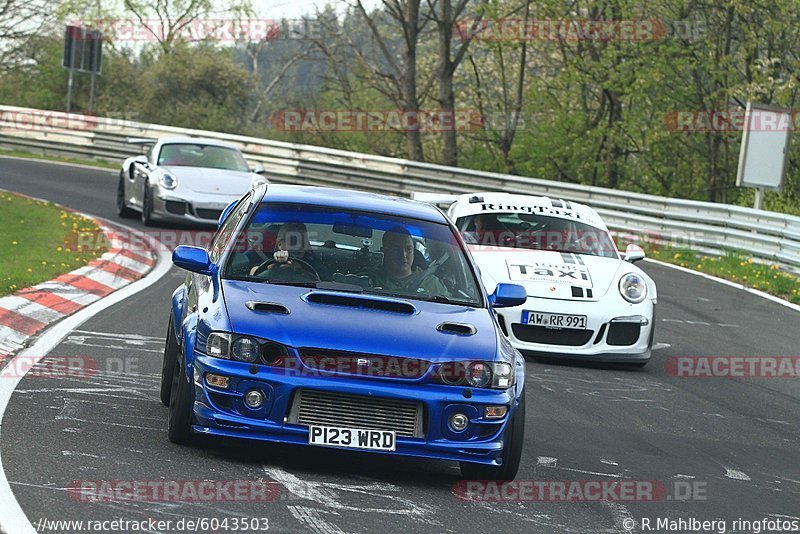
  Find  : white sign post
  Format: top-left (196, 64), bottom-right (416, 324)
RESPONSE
top-left (735, 102), bottom-right (792, 210)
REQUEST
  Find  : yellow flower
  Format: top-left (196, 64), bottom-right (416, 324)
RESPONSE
top-left (674, 253), bottom-right (681, 259)
top-left (26, 268), bottom-right (32, 272)
top-left (11, 241), bottom-right (17, 245)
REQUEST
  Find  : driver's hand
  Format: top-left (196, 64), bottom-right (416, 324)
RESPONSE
top-left (273, 250), bottom-right (290, 264)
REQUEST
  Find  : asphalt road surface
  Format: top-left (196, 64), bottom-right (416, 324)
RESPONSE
top-left (1, 157), bottom-right (799, 534)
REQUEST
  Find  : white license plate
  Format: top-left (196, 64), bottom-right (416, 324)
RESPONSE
top-left (523, 311), bottom-right (587, 329)
top-left (308, 425), bottom-right (396, 451)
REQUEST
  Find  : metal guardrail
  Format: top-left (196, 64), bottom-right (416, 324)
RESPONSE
top-left (2, 105), bottom-right (799, 273)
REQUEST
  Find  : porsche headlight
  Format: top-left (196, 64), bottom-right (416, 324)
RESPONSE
top-left (159, 173), bottom-right (178, 190)
top-left (619, 273), bottom-right (647, 303)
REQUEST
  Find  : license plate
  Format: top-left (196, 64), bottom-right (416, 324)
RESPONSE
top-left (308, 425), bottom-right (396, 451)
top-left (523, 311), bottom-right (587, 329)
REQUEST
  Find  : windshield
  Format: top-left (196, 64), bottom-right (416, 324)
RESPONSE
top-left (157, 143), bottom-right (250, 172)
top-left (457, 212), bottom-right (619, 259)
top-left (224, 203), bottom-right (484, 306)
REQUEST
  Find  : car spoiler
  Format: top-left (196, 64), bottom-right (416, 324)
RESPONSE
top-left (127, 137), bottom-right (157, 145)
top-left (410, 192), bottom-right (460, 206)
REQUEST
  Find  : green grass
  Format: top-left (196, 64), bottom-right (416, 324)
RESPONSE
top-left (644, 245), bottom-right (800, 305)
top-left (0, 192), bottom-right (108, 296)
top-left (0, 148), bottom-right (118, 170)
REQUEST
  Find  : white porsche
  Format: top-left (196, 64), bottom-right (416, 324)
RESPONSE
top-left (413, 192), bottom-right (657, 367)
top-left (117, 137), bottom-right (268, 226)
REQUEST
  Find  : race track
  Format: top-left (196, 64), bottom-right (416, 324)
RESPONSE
top-left (1, 157), bottom-right (799, 534)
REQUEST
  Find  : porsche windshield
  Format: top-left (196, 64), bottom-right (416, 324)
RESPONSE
top-left (157, 143), bottom-right (250, 172)
top-left (457, 212), bottom-right (619, 259)
top-left (224, 204), bottom-right (484, 306)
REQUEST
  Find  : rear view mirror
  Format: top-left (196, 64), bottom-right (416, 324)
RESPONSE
top-left (333, 223), bottom-right (373, 238)
top-left (132, 154), bottom-right (149, 168)
top-left (489, 283), bottom-right (527, 308)
top-left (173, 246), bottom-right (213, 275)
top-left (624, 244), bottom-right (646, 263)
top-left (251, 162), bottom-right (266, 174)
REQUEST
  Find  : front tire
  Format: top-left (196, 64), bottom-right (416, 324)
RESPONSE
top-left (167, 351), bottom-right (194, 445)
top-left (116, 172), bottom-right (135, 218)
top-left (460, 390), bottom-right (526, 480)
top-left (160, 317), bottom-right (179, 407)
top-left (141, 181), bottom-right (154, 226)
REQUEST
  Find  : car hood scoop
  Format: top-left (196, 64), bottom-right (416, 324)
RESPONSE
top-left (437, 322), bottom-right (477, 335)
top-left (245, 301), bottom-right (290, 314)
top-left (304, 291), bottom-right (417, 315)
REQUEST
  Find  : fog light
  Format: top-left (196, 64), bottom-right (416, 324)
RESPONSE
top-left (484, 406), bottom-right (508, 419)
top-left (244, 390), bottom-right (264, 409)
top-left (205, 373), bottom-right (230, 389)
top-left (449, 412), bottom-right (469, 432)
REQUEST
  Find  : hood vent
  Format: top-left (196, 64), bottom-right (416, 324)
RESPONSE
top-left (437, 322), bottom-right (477, 336)
top-left (245, 301), bottom-right (290, 314)
top-left (306, 292), bottom-right (416, 314)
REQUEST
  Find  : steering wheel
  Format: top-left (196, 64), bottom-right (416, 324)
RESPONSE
top-left (252, 256), bottom-right (321, 280)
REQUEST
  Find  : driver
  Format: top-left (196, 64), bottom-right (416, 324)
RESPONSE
top-left (250, 222), bottom-right (327, 280)
top-left (371, 227), bottom-right (450, 297)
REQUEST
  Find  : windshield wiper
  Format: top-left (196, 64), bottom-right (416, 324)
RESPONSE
top-left (262, 281), bottom-right (319, 288)
top-left (421, 295), bottom-right (479, 307)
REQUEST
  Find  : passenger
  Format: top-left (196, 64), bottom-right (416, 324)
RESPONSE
top-left (371, 227), bottom-right (450, 297)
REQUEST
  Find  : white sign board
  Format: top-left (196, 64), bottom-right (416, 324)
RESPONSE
top-left (736, 102), bottom-right (791, 191)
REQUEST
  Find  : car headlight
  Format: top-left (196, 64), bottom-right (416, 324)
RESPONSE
top-left (438, 361), bottom-right (514, 389)
top-left (232, 336), bottom-right (259, 362)
top-left (466, 362), bottom-right (492, 388)
top-left (207, 332), bottom-right (231, 359)
top-left (619, 273), bottom-right (647, 303)
top-left (159, 173), bottom-right (178, 190)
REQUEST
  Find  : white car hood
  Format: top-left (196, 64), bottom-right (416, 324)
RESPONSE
top-left (469, 247), bottom-right (627, 302)
top-left (164, 166), bottom-right (257, 196)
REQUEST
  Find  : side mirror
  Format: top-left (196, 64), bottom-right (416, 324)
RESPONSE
top-left (489, 283), bottom-right (527, 308)
top-left (251, 162), bottom-right (266, 174)
top-left (132, 154), bottom-right (150, 168)
top-left (624, 244), bottom-right (646, 263)
top-left (173, 246), bottom-right (213, 275)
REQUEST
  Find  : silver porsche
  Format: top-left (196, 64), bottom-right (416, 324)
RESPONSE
top-left (116, 137), bottom-right (268, 226)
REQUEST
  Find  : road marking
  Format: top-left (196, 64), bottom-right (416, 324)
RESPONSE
top-left (652, 343), bottom-right (671, 351)
top-left (0, 219), bottom-right (172, 534)
top-left (660, 318), bottom-right (740, 328)
top-left (724, 468), bottom-right (751, 481)
top-left (536, 456), bottom-right (558, 467)
top-left (536, 456), bottom-right (622, 478)
top-left (287, 506), bottom-right (345, 534)
top-left (600, 459), bottom-right (619, 466)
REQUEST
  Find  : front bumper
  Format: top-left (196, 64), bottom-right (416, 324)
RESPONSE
top-left (152, 192), bottom-right (240, 225)
top-left (496, 297), bottom-right (655, 363)
top-left (189, 353), bottom-right (521, 466)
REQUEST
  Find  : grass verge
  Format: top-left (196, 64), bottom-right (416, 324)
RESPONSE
top-left (645, 245), bottom-right (800, 305)
top-left (0, 192), bottom-right (108, 297)
top-left (0, 148), bottom-right (118, 170)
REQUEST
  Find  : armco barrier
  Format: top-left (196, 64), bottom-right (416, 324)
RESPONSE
top-left (1, 105), bottom-right (798, 273)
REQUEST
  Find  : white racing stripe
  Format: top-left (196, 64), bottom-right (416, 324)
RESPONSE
top-left (0, 220), bottom-right (173, 534)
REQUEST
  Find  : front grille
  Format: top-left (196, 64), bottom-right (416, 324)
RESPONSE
top-left (298, 349), bottom-right (430, 379)
top-left (288, 389), bottom-right (424, 438)
top-left (195, 208), bottom-right (223, 220)
top-left (511, 324), bottom-right (594, 346)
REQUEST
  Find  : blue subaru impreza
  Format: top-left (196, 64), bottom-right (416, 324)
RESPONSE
top-left (161, 184), bottom-right (528, 479)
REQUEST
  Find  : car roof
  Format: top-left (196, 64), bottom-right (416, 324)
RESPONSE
top-left (261, 185), bottom-right (449, 224)
top-left (449, 192), bottom-right (606, 229)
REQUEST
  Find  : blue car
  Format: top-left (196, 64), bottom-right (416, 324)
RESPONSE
top-left (160, 184), bottom-right (529, 479)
